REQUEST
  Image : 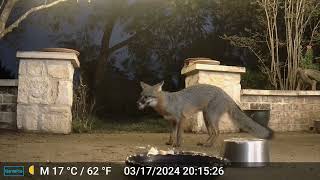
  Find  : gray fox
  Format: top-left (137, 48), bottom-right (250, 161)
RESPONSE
top-left (137, 81), bottom-right (273, 147)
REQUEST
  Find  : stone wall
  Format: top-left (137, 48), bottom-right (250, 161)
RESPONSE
top-left (16, 51), bottom-right (79, 134)
top-left (0, 80), bottom-right (18, 130)
top-left (241, 89), bottom-right (320, 132)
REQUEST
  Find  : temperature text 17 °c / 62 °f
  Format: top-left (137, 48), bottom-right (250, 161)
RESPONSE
top-left (39, 166), bottom-right (112, 176)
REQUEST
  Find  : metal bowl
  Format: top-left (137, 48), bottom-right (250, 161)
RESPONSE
top-left (223, 138), bottom-right (270, 167)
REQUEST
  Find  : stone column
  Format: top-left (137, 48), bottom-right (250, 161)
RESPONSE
top-left (16, 51), bottom-right (80, 134)
top-left (181, 58), bottom-right (246, 133)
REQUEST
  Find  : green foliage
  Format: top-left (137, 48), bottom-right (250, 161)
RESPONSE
top-left (125, 0), bottom-right (213, 82)
top-left (300, 47), bottom-right (319, 70)
top-left (241, 69), bottom-right (270, 89)
top-left (72, 116), bottom-right (94, 133)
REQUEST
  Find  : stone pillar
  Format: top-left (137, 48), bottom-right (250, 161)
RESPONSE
top-left (16, 51), bottom-right (80, 134)
top-left (181, 58), bottom-right (246, 133)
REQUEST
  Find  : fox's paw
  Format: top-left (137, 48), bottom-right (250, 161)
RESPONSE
top-left (165, 141), bottom-right (173, 145)
top-left (172, 143), bottom-right (180, 147)
top-left (197, 142), bottom-right (213, 147)
top-left (197, 142), bottom-right (204, 146)
top-left (203, 143), bottom-right (213, 148)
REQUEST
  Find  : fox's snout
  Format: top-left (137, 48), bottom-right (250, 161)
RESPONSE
top-left (137, 97), bottom-right (146, 110)
top-left (137, 96), bottom-right (158, 110)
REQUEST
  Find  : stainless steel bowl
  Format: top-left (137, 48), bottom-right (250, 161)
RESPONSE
top-left (222, 138), bottom-right (270, 167)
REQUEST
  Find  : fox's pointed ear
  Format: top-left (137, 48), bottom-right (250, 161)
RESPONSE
top-left (159, 81), bottom-right (164, 87)
top-left (155, 81), bottom-right (164, 91)
top-left (140, 81), bottom-right (149, 89)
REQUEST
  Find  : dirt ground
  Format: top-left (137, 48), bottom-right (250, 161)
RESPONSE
top-left (0, 131), bottom-right (320, 162)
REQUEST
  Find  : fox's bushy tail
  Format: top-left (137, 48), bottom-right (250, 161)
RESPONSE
top-left (229, 105), bottom-right (274, 139)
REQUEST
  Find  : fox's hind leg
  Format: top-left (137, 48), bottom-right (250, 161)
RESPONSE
top-left (198, 99), bottom-right (225, 147)
top-left (197, 113), bottom-right (213, 146)
top-left (197, 113), bottom-right (220, 147)
top-left (166, 134), bottom-right (173, 145)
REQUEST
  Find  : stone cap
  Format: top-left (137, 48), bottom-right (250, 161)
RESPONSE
top-left (16, 51), bottom-right (80, 68)
top-left (184, 57), bottom-right (220, 66)
top-left (181, 63), bottom-right (246, 75)
top-left (0, 79), bottom-right (18, 86)
top-left (242, 89), bottom-right (320, 96)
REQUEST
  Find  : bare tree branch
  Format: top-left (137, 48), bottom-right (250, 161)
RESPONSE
top-left (0, 0), bottom-right (70, 39)
top-left (309, 18), bottom-right (320, 45)
top-left (0, 0), bottom-right (19, 32)
top-left (0, 0), bottom-right (5, 10)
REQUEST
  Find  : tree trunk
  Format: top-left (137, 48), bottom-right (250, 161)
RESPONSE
top-left (93, 19), bottom-right (117, 89)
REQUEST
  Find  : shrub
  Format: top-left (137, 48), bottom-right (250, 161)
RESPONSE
top-left (72, 80), bottom-right (95, 133)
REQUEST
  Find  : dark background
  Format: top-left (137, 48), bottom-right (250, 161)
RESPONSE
top-left (0, 0), bottom-right (318, 120)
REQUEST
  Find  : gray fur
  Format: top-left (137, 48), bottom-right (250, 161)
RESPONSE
top-left (138, 82), bottom-right (273, 147)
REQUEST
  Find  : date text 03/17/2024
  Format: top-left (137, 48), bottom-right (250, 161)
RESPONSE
top-left (123, 166), bottom-right (225, 176)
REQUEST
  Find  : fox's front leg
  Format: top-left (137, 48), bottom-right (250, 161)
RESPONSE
top-left (173, 119), bottom-right (183, 147)
top-left (166, 121), bottom-right (175, 145)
